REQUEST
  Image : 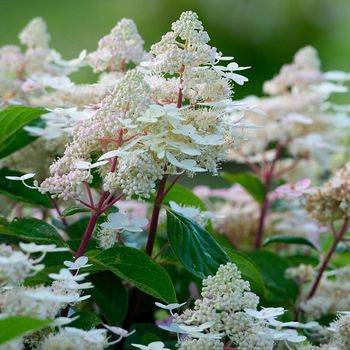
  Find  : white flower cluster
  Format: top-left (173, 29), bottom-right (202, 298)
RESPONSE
top-left (300, 313), bottom-right (350, 350)
top-left (0, 17), bottom-right (84, 107)
top-left (40, 327), bottom-right (108, 350)
top-left (97, 210), bottom-right (148, 249)
top-left (40, 11), bottom-right (251, 201)
top-left (295, 266), bottom-right (350, 319)
top-left (0, 243), bottom-right (44, 285)
top-left (1, 251), bottom-right (91, 321)
top-left (0, 17), bottom-right (146, 180)
top-left (154, 263), bottom-right (310, 349)
top-left (0, 245), bottom-right (135, 350)
top-left (236, 46), bottom-right (350, 178)
top-left (174, 263), bottom-right (274, 349)
top-left (87, 18), bottom-right (146, 73)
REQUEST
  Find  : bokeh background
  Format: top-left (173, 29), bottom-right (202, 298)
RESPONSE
top-left (1, 0), bottom-right (349, 185)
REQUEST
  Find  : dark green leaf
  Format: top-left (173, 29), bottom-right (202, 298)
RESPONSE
top-left (66, 217), bottom-right (91, 239)
top-left (86, 247), bottom-right (177, 303)
top-left (0, 168), bottom-right (52, 208)
top-left (225, 249), bottom-right (266, 296)
top-left (0, 217), bottom-right (67, 246)
top-left (263, 235), bottom-right (318, 250)
top-left (90, 272), bottom-right (128, 325)
top-left (0, 106), bottom-right (46, 159)
top-left (61, 205), bottom-right (90, 217)
top-left (69, 311), bottom-right (101, 330)
top-left (0, 316), bottom-right (51, 345)
top-left (222, 172), bottom-right (266, 204)
top-left (166, 209), bottom-right (229, 279)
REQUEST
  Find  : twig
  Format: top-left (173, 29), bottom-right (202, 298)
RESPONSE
top-left (306, 219), bottom-right (348, 299)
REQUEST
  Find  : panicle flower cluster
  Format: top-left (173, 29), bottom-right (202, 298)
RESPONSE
top-left (305, 162), bottom-right (350, 223)
top-left (288, 265), bottom-right (350, 319)
top-left (0, 17), bottom-right (85, 107)
top-left (178, 338), bottom-right (224, 350)
top-left (87, 18), bottom-right (146, 72)
top-left (40, 11), bottom-right (251, 201)
top-left (175, 263), bottom-right (274, 349)
top-left (0, 244), bottom-right (43, 285)
top-left (40, 327), bottom-right (108, 350)
top-left (235, 46), bottom-right (350, 179)
top-left (0, 244), bottom-right (105, 350)
top-left (300, 314), bottom-right (350, 350)
top-left (0, 245), bottom-right (133, 350)
top-left (0, 17), bottom-right (146, 180)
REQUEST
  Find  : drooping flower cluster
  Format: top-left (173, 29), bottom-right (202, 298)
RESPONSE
top-left (305, 162), bottom-right (350, 223)
top-left (40, 11), bottom-right (252, 201)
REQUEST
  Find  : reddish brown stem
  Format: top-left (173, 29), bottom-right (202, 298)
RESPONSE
top-left (75, 210), bottom-right (101, 258)
top-left (254, 143), bottom-right (283, 249)
top-left (306, 219), bottom-right (348, 299)
top-left (145, 175), bottom-right (168, 256)
top-left (83, 181), bottom-right (94, 207)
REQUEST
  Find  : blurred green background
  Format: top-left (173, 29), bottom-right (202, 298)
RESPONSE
top-left (1, 0), bottom-right (349, 99)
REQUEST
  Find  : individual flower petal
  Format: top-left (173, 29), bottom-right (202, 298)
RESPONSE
top-left (245, 307), bottom-right (285, 320)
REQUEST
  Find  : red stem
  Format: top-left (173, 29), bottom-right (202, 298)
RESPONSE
top-left (75, 211), bottom-right (101, 258)
top-left (306, 219), bottom-right (348, 299)
top-left (83, 181), bottom-right (94, 207)
top-left (145, 175), bottom-right (168, 256)
top-left (254, 143), bottom-right (283, 249)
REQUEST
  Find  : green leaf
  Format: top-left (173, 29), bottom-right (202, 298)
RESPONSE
top-left (0, 106), bottom-right (46, 159)
top-left (0, 168), bottom-right (52, 208)
top-left (90, 272), bottom-right (128, 325)
top-left (0, 217), bottom-right (67, 246)
top-left (0, 316), bottom-right (51, 345)
top-left (222, 172), bottom-right (266, 204)
top-left (86, 247), bottom-right (177, 303)
top-left (69, 311), bottom-right (101, 330)
top-left (263, 235), bottom-right (318, 250)
top-left (60, 205), bottom-right (90, 218)
top-left (66, 217), bottom-right (91, 239)
top-left (163, 183), bottom-right (206, 210)
top-left (246, 251), bottom-right (298, 305)
top-left (166, 209), bottom-right (229, 279)
top-left (225, 249), bottom-right (266, 296)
